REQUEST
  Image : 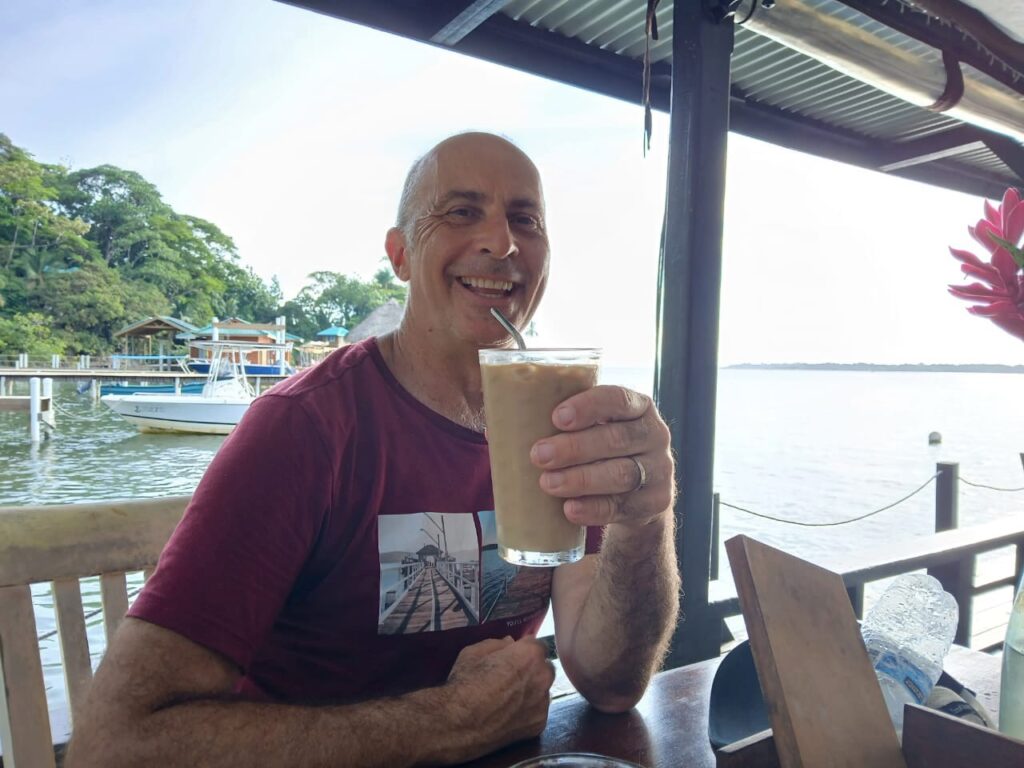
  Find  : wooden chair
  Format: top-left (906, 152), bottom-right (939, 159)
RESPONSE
top-left (0, 496), bottom-right (188, 768)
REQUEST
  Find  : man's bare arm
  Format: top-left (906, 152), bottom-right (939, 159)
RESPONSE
top-left (67, 618), bottom-right (554, 768)
top-left (536, 386), bottom-right (680, 712)
top-left (551, 517), bottom-right (678, 712)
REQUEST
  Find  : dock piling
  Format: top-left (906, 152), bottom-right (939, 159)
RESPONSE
top-left (41, 378), bottom-right (56, 431)
top-left (930, 462), bottom-right (972, 644)
top-left (29, 377), bottom-right (40, 444)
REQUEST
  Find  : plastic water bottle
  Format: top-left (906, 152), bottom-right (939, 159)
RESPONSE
top-left (999, 577), bottom-right (1024, 739)
top-left (860, 573), bottom-right (959, 734)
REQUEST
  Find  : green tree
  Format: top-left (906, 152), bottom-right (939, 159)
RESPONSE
top-left (287, 271), bottom-right (406, 341)
top-left (0, 312), bottom-right (65, 355)
top-left (35, 263), bottom-right (130, 352)
top-left (57, 165), bottom-right (172, 269)
top-left (0, 134), bottom-right (93, 278)
top-left (0, 134), bottom-right (287, 351)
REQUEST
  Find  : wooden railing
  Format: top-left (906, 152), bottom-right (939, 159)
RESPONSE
top-left (708, 463), bottom-right (1024, 652)
top-left (3, 479), bottom-right (1022, 763)
top-left (0, 496), bottom-right (188, 768)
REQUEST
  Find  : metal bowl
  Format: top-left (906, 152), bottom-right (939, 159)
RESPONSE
top-left (508, 754), bottom-right (643, 767)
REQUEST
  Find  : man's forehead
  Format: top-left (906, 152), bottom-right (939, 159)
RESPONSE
top-left (422, 136), bottom-right (545, 208)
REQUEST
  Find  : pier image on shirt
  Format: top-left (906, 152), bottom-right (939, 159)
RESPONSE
top-left (376, 511), bottom-right (551, 635)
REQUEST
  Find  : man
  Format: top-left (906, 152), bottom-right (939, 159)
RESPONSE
top-left (68, 132), bottom-right (680, 767)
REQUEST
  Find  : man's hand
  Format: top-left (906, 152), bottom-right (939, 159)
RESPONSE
top-left (433, 636), bottom-right (555, 762)
top-left (529, 385), bottom-right (674, 529)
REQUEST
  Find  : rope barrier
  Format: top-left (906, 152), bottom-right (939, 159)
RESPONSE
top-left (960, 477), bottom-right (1024, 493)
top-left (52, 402), bottom-right (95, 421)
top-left (720, 472), bottom-right (941, 527)
top-left (719, 468), bottom-right (1024, 528)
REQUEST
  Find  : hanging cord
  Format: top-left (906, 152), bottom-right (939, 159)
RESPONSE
top-left (720, 472), bottom-right (941, 527)
top-left (737, 0), bottom-right (759, 26)
top-left (642, 0), bottom-right (662, 155)
top-left (52, 402), bottom-right (96, 421)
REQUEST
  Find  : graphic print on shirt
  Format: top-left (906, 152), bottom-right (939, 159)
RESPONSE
top-left (478, 510), bottom-right (552, 624)
top-left (377, 511), bottom-right (552, 635)
top-left (377, 512), bottom-right (481, 634)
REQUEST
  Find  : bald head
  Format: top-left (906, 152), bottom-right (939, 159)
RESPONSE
top-left (395, 132), bottom-right (543, 240)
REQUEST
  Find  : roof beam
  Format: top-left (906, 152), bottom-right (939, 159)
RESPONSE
top-left (877, 126), bottom-right (986, 172)
top-left (983, 134), bottom-right (1024, 183)
top-left (836, 0), bottom-right (1024, 95)
top-left (430, 0), bottom-right (513, 46)
top-left (728, 95), bottom-right (1012, 196)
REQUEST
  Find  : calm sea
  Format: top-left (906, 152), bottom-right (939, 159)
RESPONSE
top-left (3, 367), bottom-right (1024, 740)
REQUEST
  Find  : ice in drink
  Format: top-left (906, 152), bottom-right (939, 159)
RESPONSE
top-left (479, 348), bottom-right (600, 566)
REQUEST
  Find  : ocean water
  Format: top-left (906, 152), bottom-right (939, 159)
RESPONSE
top-left (3, 368), bottom-right (1024, 741)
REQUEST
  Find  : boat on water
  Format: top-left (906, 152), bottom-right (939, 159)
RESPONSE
top-left (99, 381), bottom-right (207, 396)
top-left (187, 360), bottom-right (295, 376)
top-left (100, 342), bottom-right (284, 434)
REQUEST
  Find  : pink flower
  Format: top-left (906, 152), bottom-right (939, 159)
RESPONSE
top-left (949, 187), bottom-right (1024, 341)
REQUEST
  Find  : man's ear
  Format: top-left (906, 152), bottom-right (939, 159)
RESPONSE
top-left (384, 228), bottom-right (411, 282)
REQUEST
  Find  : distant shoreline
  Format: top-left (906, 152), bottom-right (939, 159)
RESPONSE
top-left (726, 363), bottom-right (1024, 373)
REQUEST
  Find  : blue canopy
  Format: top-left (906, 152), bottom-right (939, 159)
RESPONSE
top-left (316, 326), bottom-right (349, 338)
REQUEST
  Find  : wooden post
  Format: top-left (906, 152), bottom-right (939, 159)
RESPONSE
top-left (930, 462), bottom-right (971, 644)
top-left (29, 377), bottom-right (40, 444)
top-left (846, 583), bottom-right (865, 618)
top-left (711, 493), bottom-right (721, 581)
top-left (41, 378), bottom-right (55, 432)
top-left (935, 462), bottom-right (959, 532)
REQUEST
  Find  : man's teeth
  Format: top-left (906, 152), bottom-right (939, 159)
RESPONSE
top-left (460, 277), bottom-right (514, 292)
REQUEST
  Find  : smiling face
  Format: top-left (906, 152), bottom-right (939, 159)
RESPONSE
top-left (386, 133), bottom-right (550, 353)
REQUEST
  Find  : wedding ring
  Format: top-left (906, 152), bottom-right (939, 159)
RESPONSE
top-left (628, 456), bottom-right (647, 493)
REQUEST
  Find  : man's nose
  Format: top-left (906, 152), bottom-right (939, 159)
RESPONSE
top-left (478, 216), bottom-right (517, 260)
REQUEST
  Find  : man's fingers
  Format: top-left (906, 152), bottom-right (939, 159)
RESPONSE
top-left (531, 417), bottom-right (658, 470)
top-left (551, 385), bottom-right (651, 431)
top-left (540, 456), bottom-right (647, 497)
top-left (456, 636), bottom-right (514, 664)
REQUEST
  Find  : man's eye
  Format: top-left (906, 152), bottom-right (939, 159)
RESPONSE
top-left (447, 207), bottom-right (477, 219)
top-left (511, 214), bottom-right (540, 229)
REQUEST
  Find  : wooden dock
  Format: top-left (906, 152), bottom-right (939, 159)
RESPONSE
top-left (1, 369), bottom-right (216, 381)
top-left (379, 566), bottom-right (479, 634)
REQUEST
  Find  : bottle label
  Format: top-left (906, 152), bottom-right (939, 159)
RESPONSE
top-left (870, 649), bottom-right (931, 703)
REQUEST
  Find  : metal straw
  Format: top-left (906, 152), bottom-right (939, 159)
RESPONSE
top-left (489, 308), bottom-right (527, 350)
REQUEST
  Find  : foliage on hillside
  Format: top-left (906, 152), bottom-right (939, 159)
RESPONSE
top-left (0, 134), bottom-right (405, 355)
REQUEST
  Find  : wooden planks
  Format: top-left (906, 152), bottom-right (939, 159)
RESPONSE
top-left (99, 572), bottom-right (130, 640)
top-left (902, 704), bottom-right (1024, 766)
top-left (725, 534), bottom-right (906, 768)
top-left (0, 496), bottom-right (188, 587)
top-left (0, 585), bottom-right (56, 768)
top-left (52, 578), bottom-right (93, 728)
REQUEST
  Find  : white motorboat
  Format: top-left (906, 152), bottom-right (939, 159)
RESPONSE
top-left (101, 341), bottom-right (284, 434)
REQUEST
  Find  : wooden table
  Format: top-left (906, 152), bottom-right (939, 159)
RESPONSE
top-left (462, 645), bottom-right (1001, 768)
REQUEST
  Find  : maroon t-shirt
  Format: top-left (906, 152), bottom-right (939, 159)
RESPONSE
top-left (129, 338), bottom-right (601, 703)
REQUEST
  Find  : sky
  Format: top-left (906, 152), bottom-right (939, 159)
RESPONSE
top-left (2, 0), bottom-right (1021, 368)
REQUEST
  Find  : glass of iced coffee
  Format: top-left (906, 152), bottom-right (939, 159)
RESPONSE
top-left (479, 348), bottom-right (601, 567)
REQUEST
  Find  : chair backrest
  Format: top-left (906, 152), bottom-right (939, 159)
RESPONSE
top-left (0, 496), bottom-right (188, 768)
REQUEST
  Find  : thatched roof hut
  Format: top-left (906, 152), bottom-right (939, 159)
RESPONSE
top-left (347, 299), bottom-right (404, 343)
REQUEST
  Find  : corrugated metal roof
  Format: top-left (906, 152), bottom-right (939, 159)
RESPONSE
top-left (501, 0), bottom-right (1019, 188)
top-left (280, 0), bottom-right (1022, 195)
